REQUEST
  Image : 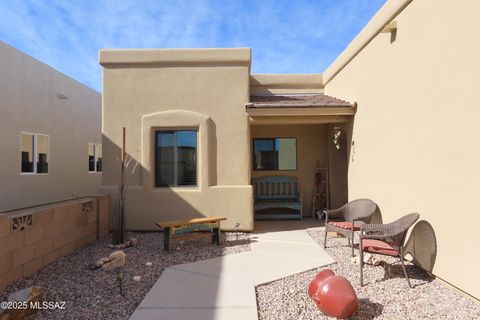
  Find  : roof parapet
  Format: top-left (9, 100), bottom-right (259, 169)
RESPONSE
top-left (99, 48), bottom-right (252, 67)
top-left (250, 73), bottom-right (323, 95)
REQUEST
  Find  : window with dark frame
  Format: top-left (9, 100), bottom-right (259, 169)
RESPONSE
top-left (155, 130), bottom-right (197, 187)
top-left (253, 138), bottom-right (297, 171)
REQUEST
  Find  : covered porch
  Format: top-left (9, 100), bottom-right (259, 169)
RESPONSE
top-left (246, 94), bottom-right (356, 221)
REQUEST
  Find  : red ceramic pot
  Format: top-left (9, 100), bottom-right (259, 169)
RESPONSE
top-left (312, 275), bottom-right (359, 319)
top-left (307, 269), bottom-right (335, 297)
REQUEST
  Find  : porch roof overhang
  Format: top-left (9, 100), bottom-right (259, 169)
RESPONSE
top-left (246, 94), bottom-right (356, 124)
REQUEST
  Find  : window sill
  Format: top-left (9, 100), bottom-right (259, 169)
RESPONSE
top-left (20, 172), bottom-right (49, 176)
top-left (153, 186), bottom-right (200, 192)
top-left (253, 169), bottom-right (298, 172)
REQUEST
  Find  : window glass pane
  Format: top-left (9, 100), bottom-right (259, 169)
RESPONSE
top-left (96, 144), bottom-right (102, 172)
top-left (88, 143), bottom-right (95, 171)
top-left (21, 133), bottom-right (34, 173)
top-left (277, 138), bottom-right (296, 170)
top-left (177, 131), bottom-right (197, 186)
top-left (155, 132), bottom-right (175, 186)
top-left (253, 139), bottom-right (275, 170)
top-left (36, 135), bottom-right (49, 173)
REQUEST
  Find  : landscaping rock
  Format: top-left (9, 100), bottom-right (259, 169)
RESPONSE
top-left (101, 251), bottom-right (126, 271)
top-left (96, 257), bottom-right (110, 267)
top-left (5, 286), bottom-right (43, 320)
top-left (88, 257), bottom-right (110, 270)
top-left (0, 309), bottom-right (10, 320)
top-left (108, 237), bottom-right (139, 250)
top-left (350, 252), bottom-right (375, 265)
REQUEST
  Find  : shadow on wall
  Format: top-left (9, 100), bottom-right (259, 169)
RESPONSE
top-left (208, 118), bottom-right (217, 186)
top-left (102, 136), bottom-right (203, 222)
top-left (101, 118), bottom-right (227, 230)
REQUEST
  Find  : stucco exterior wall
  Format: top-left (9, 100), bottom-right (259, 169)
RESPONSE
top-left (99, 48), bottom-right (253, 231)
top-left (324, 0), bottom-right (480, 299)
top-left (0, 41), bottom-right (102, 212)
top-left (251, 124), bottom-right (329, 216)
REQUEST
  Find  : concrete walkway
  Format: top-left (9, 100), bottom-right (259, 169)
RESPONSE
top-left (130, 223), bottom-right (333, 320)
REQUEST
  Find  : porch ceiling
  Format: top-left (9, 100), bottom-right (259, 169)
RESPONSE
top-left (246, 94), bottom-right (356, 124)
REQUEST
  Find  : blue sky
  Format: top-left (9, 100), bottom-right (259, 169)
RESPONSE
top-left (0, 0), bottom-right (386, 92)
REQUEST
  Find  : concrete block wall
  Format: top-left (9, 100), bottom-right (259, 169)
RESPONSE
top-left (0, 194), bottom-right (110, 292)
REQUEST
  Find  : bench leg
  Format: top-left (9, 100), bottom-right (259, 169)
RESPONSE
top-left (211, 227), bottom-right (221, 245)
top-left (164, 227), bottom-right (172, 253)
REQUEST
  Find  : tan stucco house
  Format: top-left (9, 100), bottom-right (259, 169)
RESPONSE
top-left (100, 0), bottom-right (480, 300)
top-left (98, 48), bottom-right (351, 232)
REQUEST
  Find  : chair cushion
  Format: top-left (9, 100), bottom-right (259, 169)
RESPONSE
top-left (361, 239), bottom-right (399, 256)
top-left (327, 221), bottom-right (360, 231)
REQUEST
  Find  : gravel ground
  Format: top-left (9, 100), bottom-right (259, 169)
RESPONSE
top-left (256, 229), bottom-right (480, 320)
top-left (1, 231), bottom-right (250, 320)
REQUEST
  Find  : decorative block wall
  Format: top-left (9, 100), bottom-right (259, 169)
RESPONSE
top-left (0, 194), bottom-right (110, 292)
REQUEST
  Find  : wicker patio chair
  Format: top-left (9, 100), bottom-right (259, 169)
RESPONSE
top-left (359, 212), bottom-right (420, 288)
top-left (324, 199), bottom-right (379, 257)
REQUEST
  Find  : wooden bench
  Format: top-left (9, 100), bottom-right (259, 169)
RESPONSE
top-left (252, 176), bottom-right (303, 220)
top-left (155, 216), bottom-right (227, 252)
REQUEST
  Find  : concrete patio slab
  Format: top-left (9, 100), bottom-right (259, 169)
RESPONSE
top-left (171, 250), bottom-right (333, 285)
top-left (130, 222), bottom-right (333, 320)
top-left (130, 268), bottom-right (257, 320)
top-left (137, 268), bottom-right (257, 308)
top-left (130, 307), bottom-right (257, 320)
top-left (251, 229), bottom-right (318, 244)
top-left (250, 237), bottom-right (329, 259)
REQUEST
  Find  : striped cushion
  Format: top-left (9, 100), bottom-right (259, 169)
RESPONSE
top-left (327, 221), bottom-right (360, 231)
top-left (361, 239), bottom-right (399, 256)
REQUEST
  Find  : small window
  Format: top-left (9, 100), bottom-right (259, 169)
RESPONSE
top-left (88, 143), bottom-right (102, 172)
top-left (253, 138), bottom-right (297, 171)
top-left (21, 132), bottom-right (49, 174)
top-left (21, 133), bottom-right (34, 173)
top-left (96, 144), bottom-right (102, 172)
top-left (155, 130), bottom-right (197, 187)
top-left (37, 134), bottom-right (49, 173)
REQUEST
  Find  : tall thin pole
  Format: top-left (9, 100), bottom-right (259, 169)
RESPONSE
top-left (113, 127), bottom-right (127, 245)
top-left (121, 127), bottom-right (126, 163)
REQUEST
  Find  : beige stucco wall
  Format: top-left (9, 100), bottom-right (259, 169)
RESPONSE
top-left (0, 41), bottom-right (102, 212)
top-left (251, 124), bottom-right (329, 216)
top-left (99, 48), bottom-right (253, 231)
top-left (324, 0), bottom-right (480, 299)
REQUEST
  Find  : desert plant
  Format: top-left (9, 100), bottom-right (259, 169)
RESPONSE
top-left (332, 127), bottom-right (342, 150)
top-left (112, 127), bottom-right (138, 245)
